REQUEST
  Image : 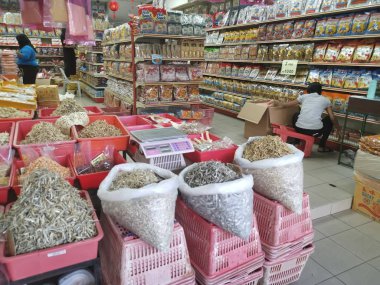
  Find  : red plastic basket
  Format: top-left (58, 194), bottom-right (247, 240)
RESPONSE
top-left (184, 133), bottom-right (238, 163)
top-left (0, 121), bottom-right (15, 158)
top-left (72, 149), bottom-right (126, 190)
top-left (13, 119), bottom-right (76, 158)
top-left (175, 198), bottom-right (264, 278)
top-left (100, 107), bottom-right (126, 116)
top-left (38, 106), bottom-right (104, 119)
top-left (0, 110), bottom-right (34, 123)
top-left (146, 113), bottom-right (183, 125)
top-left (200, 107), bottom-right (214, 126)
top-left (260, 244), bottom-right (314, 285)
top-left (253, 192), bottom-right (313, 247)
top-left (0, 191), bottom-right (104, 281)
top-left (11, 155), bottom-right (76, 196)
top-left (99, 213), bottom-right (195, 285)
top-left (73, 115), bottom-right (130, 151)
top-left (119, 115), bottom-right (154, 131)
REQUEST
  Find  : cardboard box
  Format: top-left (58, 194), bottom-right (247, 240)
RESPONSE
top-left (36, 85), bottom-right (59, 107)
top-left (238, 102), bottom-right (299, 138)
top-left (352, 171), bottom-right (380, 222)
top-left (35, 78), bottom-right (51, 86)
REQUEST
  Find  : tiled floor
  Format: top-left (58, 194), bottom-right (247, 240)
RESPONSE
top-left (79, 96), bottom-right (380, 285)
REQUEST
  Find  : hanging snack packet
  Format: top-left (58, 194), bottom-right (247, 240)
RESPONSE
top-left (352, 44), bottom-right (374, 63)
top-left (303, 19), bottom-right (317, 38)
top-left (331, 69), bottom-right (348, 88)
top-left (352, 14), bottom-right (370, 34)
top-left (337, 44), bottom-right (356, 62)
top-left (315, 19), bottom-right (327, 37)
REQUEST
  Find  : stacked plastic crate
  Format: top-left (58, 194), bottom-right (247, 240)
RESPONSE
top-left (175, 198), bottom-right (265, 285)
top-left (253, 192), bottom-right (314, 285)
top-left (99, 213), bottom-right (195, 285)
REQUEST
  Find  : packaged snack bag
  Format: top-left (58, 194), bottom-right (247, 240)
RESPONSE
top-left (337, 15), bottom-right (354, 36)
top-left (320, 0), bottom-right (335, 12)
top-left (290, 0), bottom-right (306, 16)
top-left (325, 18), bottom-right (340, 36)
top-left (159, 85), bottom-right (173, 102)
top-left (174, 86), bottom-right (188, 101)
top-left (293, 21), bottom-right (305, 38)
top-left (303, 19), bottom-right (317, 37)
top-left (160, 65), bottom-right (176, 82)
top-left (283, 21), bottom-right (295, 39)
top-left (305, 0), bottom-right (322, 13)
top-left (335, 0), bottom-right (348, 9)
top-left (367, 13), bottom-right (380, 34)
top-left (276, 2), bottom-right (289, 18)
top-left (357, 70), bottom-right (372, 90)
top-left (343, 70), bottom-right (360, 89)
top-left (307, 68), bottom-right (321, 83)
top-left (370, 43), bottom-right (380, 63)
top-left (352, 44), bottom-right (374, 63)
top-left (352, 13), bottom-right (370, 34)
top-left (331, 69), bottom-right (348, 88)
top-left (324, 43), bottom-right (342, 62)
top-left (315, 18), bottom-right (327, 37)
top-left (274, 23), bottom-right (284, 40)
top-left (258, 25), bottom-right (267, 41)
top-left (313, 43), bottom-right (328, 61)
top-left (320, 69), bottom-right (333, 86)
top-left (141, 86), bottom-right (160, 103)
top-left (337, 44), bottom-right (356, 62)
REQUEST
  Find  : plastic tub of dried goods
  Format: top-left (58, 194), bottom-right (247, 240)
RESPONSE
top-left (38, 106), bottom-right (104, 119)
top-left (0, 164), bottom-right (12, 205)
top-left (184, 133), bottom-right (238, 163)
top-left (72, 150), bottom-right (126, 190)
top-left (0, 122), bottom-right (15, 158)
top-left (11, 155), bottom-right (76, 196)
top-left (146, 113), bottom-right (183, 125)
top-left (119, 115), bottom-right (153, 131)
top-left (0, 191), bottom-right (103, 281)
top-left (100, 107), bottom-right (126, 116)
top-left (13, 119), bottom-right (76, 158)
top-left (73, 115), bottom-right (129, 151)
top-left (0, 110), bottom-right (34, 123)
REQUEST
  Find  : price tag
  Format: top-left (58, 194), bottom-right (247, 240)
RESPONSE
top-left (281, 60), bottom-right (298, 75)
top-left (151, 54), bottom-right (163, 65)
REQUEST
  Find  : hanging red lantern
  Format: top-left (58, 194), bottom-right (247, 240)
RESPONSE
top-left (108, 1), bottom-right (119, 19)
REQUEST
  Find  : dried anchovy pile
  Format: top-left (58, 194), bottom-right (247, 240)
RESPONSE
top-left (0, 170), bottom-right (96, 255)
top-left (79, 120), bottom-right (122, 138)
top-left (0, 107), bottom-right (29, 118)
top-left (19, 157), bottom-right (71, 183)
top-left (109, 169), bottom-right (162, 190)
top-left (243, 136), bottom-right (293, 161)
top-left (0, 132), bottom-right (9, 145)
top-left (51, 99), bottom-right (86, 116)
top-left (21, 122), bottom-right (69, 144)
top-left (178, 122), bottom-right (209, 134)
top-left (184, 161), bottom-right (242, 188)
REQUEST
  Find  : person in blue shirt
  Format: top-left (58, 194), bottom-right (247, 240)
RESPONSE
top-left (16, 34), bottom-right (39, 84)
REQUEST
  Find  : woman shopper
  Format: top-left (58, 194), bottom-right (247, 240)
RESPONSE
top-left (16, 34), bottom-right (39, 84)
top-left (269, 82), bottom-right (341, 153)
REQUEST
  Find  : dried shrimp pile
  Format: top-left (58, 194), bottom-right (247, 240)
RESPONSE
top-left (51, 99), bottom-right (86, 116)
top-left (243, 136), bottom-right (293, 161)
top-left (184, 161), bottom-right (242, 188)
top-left (360, 135), bottom-right (380, 156)
top-left (21, 122), bottom-right (69, 144)
top-left (19, 157), bottom-right (71, 183)
top-left (178, 122), bottom-right (209, 134)
top-left (0, 107), bottom-right (29, 118)
top-left (0, 170), bottom-right (96, 255)
top-left (79, 120), bottom-right (122, 138)
top-left (0, 132), bottom-right (9, 145)
top-left (109, 169), bottom-right (162, 190)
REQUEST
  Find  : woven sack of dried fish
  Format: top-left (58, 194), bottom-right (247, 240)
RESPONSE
top-left (234, 137), bottom-right (304, 214)
top-left (98, 163), bottom-right (178, 251)
top-left (178, 162), bottom-right (254, 240)
top-left (354, 149), bottom-right (380, 180)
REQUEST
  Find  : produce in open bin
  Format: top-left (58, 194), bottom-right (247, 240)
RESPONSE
top-left (0, 148), bottom-right (13, 204)
top-left (234, 136), bottom-right (304, 214)
top-left (98, 163), bottom-right (178, 251)
top-left (178, 161), bottom-right (254, 239)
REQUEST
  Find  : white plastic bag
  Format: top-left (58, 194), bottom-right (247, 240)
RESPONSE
top-left (98, 163), bottom-right (178, 251)
top-left (234, 137), bottom-right (304, 214)
top-left (178, 163), bottom-right (254, 239)
top-left (354, 149), bottom-right (380, 180)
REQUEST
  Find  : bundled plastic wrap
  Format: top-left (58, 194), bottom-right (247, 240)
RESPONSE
top-left (43, 0), bottom-right (68, 28)
top-left (234, 137), bottom-right (304, 214)
top-left (354, 149), bottom-right (380, 180)
top-left (20, 0), bottom-right (44, 26)
top-left (98, 163), bottom-right (178, 251)
top-left (178, 162), bottom-right (254, 239)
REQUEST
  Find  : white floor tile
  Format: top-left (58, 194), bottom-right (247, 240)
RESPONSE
top-left (333, 210), bottom-right (372, 227)
top-left (303, 159), bottom-right (333, 171)
top-left (291, 259), bottom-right (332, 285)
top-left (312, 238), bottom-right (363, 275)
top-left (356, 222), bottom-right (380, 243)
top-left (311, 204), bottom-right (333, 220)
top-left (330, 229), bottom-right (380, 261)
top-left (337, 264), bottom-right (380, 285)
top-left (307, 168), bottom-right (346, 184)
top-left (308, 184), bottom-right (352, 202)
top-left (304, 174), bottom-right (325, 188)
top-left (325, 165), bottom-right (354, 178)
top-left (314, 216), bottom-right (352, 237)
top-left (330, 198), bottom-right (353, 214)
top-left (317, 277), bottom-right (345, 285)
top-left (332, 178), bottom-right (356, 195)
top-left (368, 256), bottom-right (380, 271)
top-left (313, 229), bottom-right (326, 242)
top-left (308, 192), bottom-right (331, 208)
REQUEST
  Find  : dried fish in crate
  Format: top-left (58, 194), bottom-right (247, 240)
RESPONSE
top-left (79, 120), bottom-right (122, 138)
top-left (179, 161), bottom-right (254, 239)
top-left (0, 132), bottom-right (9, 145)
top-left (21, 122), bottom-right (69, 144)
top-left (243, 136), bottom-right (293, 161)
top-left (109, 169), bottom-right (162, 190)
top-left (0, 107), bottom-right (29, 118)
top-left (51, 99), bottom-right (86, 116)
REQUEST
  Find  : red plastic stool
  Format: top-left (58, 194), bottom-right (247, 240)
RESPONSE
top-left (272, 124), bottom-right (315, 157)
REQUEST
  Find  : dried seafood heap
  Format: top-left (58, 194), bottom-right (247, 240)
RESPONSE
top-left (0, 132), bottom-right (9, 145)
top-left (0, 170), bottom-right (96, 255)
top-left (51, 99), bottom-right (86, 116)
top-left (0, 107), bottom-right (29, 118)
top-left (178, 122), bottom-right (209, 134)
top-left (19, 157), bottom-right (71, 183)
top-left (79, 120), bottom-right (122, 138)
top-left (243, 136), bottom-right (293, 161)
top-left (360, 135), bottom-right (380, 156)
top-left (184, 161), bottom-right (242, 187)
top-left (109, 169), bottom-right (162, 190)
top-left (21, 122), bottom-right (69, 144)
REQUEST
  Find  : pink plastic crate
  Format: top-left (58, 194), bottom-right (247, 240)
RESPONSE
top-left (99, 213), bottom-right (195, 285)
top-left (0, 110), bottom-right (34, 123)
top-left (184, 133), bottom-right (238, 163)
top-left (101, 107), bottom-right (127, 116)
top-left (13, 119), bottom-right (76, 158)
top-left (119, 115), bottom-right (154, 131)
top-left (0, 157), bottom-right (14, 205)
top-left (11, 155), bottom-right (76, 196)
top-left (146, 113), bottom-right (183, 125)
top-left (175, 198), bottom-right (264, 278)
top-left (72, 149), bottom-right (126, 190)
top-left (200, 107), bottom-right (214, 126)
top-left (73, 115), bottom-right (130, 151)
top-left (254, 192), bottom-right (313, 247)
top-left (0, 191), bottom-right (104, 281)
top-left (38, 106), bottom-right (104, 119)
top-left (260, 244), bottom-right (314, 285)
top-left (0, 121), bottom-right (15, 158)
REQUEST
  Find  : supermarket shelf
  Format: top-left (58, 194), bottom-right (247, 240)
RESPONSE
top-left (200, 86), bottom-right (252, 98)
top-left (80, 79), bottom-right (106, 89)
top-left (203, 73), bottom-right (368, 95)
top-left (0, 34), bottom-right (60, 39)
top-left (332, 111), bottom-right (380, 125)
top-left (0, 45), bottom-right (62, 48)
top-left (36, 55), bottom-right (64, 58)
top-left (205, 59), bottom-right (255, 63)
top-left (328, 136), bottom-right (359, 148)
top-left (134, 34), bottom-right (205, 41)
top-left (135, 57), bottom-right (204, 63)
top-left (201, 102), bottom-right (239, 117)
top-left (85, 51), bottom-right (103, 54)
top-left (140, 101), bottom-right (202, 108)
top-left (102, 38), bottom-right (131, 45)
top-left (80, 70), bottom-right (107, 78)
top-left (136, 81), bottom-right (203, 87)
top-left (205, 4), bottom-right (380, 32)
top-left (172, 0), bottom-right (210, 10)
top-left (82, 89), bottom-right (104, 103)
top-left (107, 74), bottom-right (133, 81)
top-left (84, 62), bottom-right (103, 66)
top-left (104, 58), bottom-right (132, 62)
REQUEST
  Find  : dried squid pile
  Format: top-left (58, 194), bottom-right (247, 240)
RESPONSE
top-left (0, 132), bottom-right (9, 145)
top-left (0, 107), bottom-right (29, 118)
top-left (79, 120), bottom-right (122, 138)
top-left (109, 169), bottom-right (162, 191)
top-left (51, 99), bottom-right (86, 116)
top-left (0, 170), bottom-right (96, 255)
top-left (243, 136), bottom-right (293, 161)
top-left (21, 122), bottom-right (69, 144)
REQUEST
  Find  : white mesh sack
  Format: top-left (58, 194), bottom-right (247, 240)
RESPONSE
top-left (234, 137), bottom-right (304, 214)
top-left (98, 163), bottom-right (178, 251)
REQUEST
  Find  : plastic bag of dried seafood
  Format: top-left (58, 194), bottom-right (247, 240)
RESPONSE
top-left (98, 163), bottom-right (178, 251)
top-left (234, 136), bottom-right (304, 214)
top-left (178, 162), bottom-right (254, 239)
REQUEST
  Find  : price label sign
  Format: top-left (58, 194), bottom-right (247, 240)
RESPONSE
top-left (152, 54), bottom-right (163, 65)
top-left (281, 60), bottom-right (298, 75)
